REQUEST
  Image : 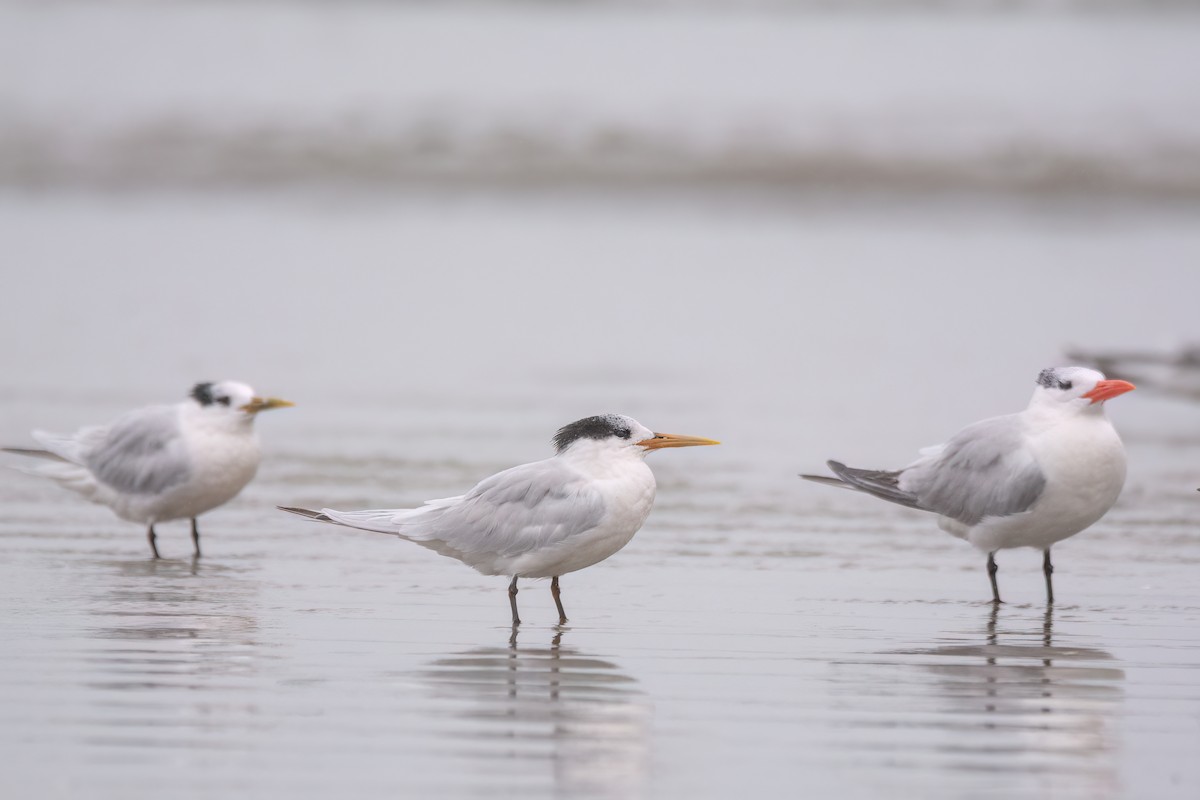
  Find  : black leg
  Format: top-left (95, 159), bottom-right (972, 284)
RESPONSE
top-left (1043, 548), bottom-right (1054, 605)
top-left (147, 524), bottom-right (160, 559)
top-left (191, 518), bottom-right (202, 559)
top-left (987, 551), bottom-right (1001, 604)
top-left (551, 576), bottom-right (568, 625)
top-left (508, 576), bottom-right (521, 626)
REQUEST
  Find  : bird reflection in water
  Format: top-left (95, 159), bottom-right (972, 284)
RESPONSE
top-left (86, 557), bottom-right (261, 692)
top-left (905, 605), bottom-right (1125, 794)
top-left (423, 626), bottom-right (651, 797)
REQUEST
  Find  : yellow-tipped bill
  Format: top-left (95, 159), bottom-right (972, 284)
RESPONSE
top-left (637, 432), bottom-right (721, 450)
top-left (241, 397), bottom-right (295, 414)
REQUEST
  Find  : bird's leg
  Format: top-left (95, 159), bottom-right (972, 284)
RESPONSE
top-left (987, 551), bottom-right (1002, 604)
top-left (191, 518), bottom-right (202, 559)
top-left (147, 524), bottom-right (161, 559)
top-left (551, 576), bottom-right (568, 625)
top-left (508, 576), bottom-right (521, 626)
top-left (1043, 548), bottom-right (1054, 605)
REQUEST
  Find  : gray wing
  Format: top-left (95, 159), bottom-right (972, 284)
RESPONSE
top-left (80, 405), bottom-right (193, 495)
top-left (807, 414), bottom-right (1046, 526)
top-left (322, 458), bottom-right (607, 560)
top-left (409, 458), bottom-right (607, 558)
top-left (898, 414), bottom-right (1046, 525)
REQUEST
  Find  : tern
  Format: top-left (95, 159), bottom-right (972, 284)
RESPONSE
top-left (4, 381), bottom-right (293, 558)
top-left (802, 367), bottom-right (1134, 604)
top-left (280, 414), bottom-right (718, 625)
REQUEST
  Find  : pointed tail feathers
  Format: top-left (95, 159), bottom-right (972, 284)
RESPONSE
top-left (30, 429), bottom-right (100, 465)
top-left (278, 505), bottom-right (403, 535)
top-left (802, 460), bottom-right (922, 510)
top-left (799, 472), bottom-right (855, 490)
top-left (4, 448), bottom-right (103, 501)
top-left (2, 447), bottom-right (69, 462)
top-left (277, 506), bottom-right (333, 522)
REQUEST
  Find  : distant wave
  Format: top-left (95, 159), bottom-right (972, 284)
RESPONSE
top-left (3, 115), bottom-right (1199, 196)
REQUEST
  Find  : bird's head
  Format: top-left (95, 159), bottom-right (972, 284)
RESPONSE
top-left (190, 381), bottom-right (294, 420)
top-left (552, 414), bottom-right (720, 459)
top-left (1030, 366), bottom-right (1135, 413)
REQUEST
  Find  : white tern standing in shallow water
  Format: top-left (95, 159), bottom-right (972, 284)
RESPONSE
top-left (280, 414), bottom-right (719, 625)
top-left (4, 381), bottom-right (293, 558)
top-left (802, 367), bottom-right (1135, 604)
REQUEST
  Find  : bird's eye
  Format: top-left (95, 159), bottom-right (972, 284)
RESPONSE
top-left (217, 396), bottom-right (231, 406)
top-left (1060, 381), bottom-right (1073, 391)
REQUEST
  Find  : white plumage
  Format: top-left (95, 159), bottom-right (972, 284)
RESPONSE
top-left (4, 381), bottom-right (292, 558)
top-left (280, 413), bottom-right (718, 625)
top-left (803, 367), bottom-right (1134, 603)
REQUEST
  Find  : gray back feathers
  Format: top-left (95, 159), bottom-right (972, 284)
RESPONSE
top-left (412, 460), bottom-right (607, 560)
top-left (298, 458), bottom-right (609, 572)
top-left (805, 414), bottom-right (1046, 526)
top-left (83, 406), bottom-right (193, 495)
top-left (901, 415), bottom-right (1046, 525)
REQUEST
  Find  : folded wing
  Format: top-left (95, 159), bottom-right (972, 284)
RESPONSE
top-left (804, 414), bottom-right (1046, 526)
top-left (901, 415), bottom-right (1046, 525)
top-left (76, 406), bottom-right (193, 495)
top-left (296, 458), bottom-right (608, 571)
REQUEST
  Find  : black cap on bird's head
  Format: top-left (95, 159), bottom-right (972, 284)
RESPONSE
top-left (553, 415), bottom-right (635, 453)
top-left (552, 414), bottom-right (719, 455)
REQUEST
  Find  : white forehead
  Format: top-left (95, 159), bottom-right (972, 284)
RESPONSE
top-left (213, 380), bottom-right (256, 399)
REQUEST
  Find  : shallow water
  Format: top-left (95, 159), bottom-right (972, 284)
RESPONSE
top-left (3, 1), bottom-right (1200, 798)
top-left (2, 187), bottom-right (1199, 799)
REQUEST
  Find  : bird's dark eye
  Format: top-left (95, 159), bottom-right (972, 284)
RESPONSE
top-left (1060, 381), bottom-right (1073, 391)
top-left (217, 396), bottom-right (231, 406)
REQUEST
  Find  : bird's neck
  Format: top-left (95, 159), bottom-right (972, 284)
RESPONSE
top-left (1024, 401), bottom-right (1108, 432)
top-left (182, 404), bottom-right (257, 437)
top-left (559, 441), bottom-right (650, 481)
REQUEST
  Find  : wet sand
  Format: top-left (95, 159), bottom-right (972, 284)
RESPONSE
top-left (1, 462), bottom-right (1196, 799)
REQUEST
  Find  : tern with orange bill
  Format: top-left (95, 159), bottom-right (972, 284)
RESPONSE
top-left (803, 367), bottom-right (1135, 603)
top-left (280, 414), bottom-right (719, 625)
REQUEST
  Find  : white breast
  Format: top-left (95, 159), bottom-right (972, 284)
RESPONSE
top-left (129, 417), bottom-right (261, 524)
top-left (966, 414), bottom-right (1126, 552)
top-left (505, 455), bottom-right (657, 578)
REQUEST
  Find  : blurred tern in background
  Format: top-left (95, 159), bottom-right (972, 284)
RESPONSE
top-left (280, 414), bottom-right (718, 625)
top-left (803, 367), bottom-right (1134, 604)
top-left (4, 381), bottom-right (293, 558)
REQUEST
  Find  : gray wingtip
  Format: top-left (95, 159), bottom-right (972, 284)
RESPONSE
top-left (800, 471), bottom-right (854, 490)
top-left (797, 460), bottom-right (850, 483)
top-left (1, 447), bottom-right (67, 462)
top-left (277, 505), bottom-right (332, 522)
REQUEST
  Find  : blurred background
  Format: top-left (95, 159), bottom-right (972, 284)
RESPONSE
top-left (1, 1), bottom-right (1199, 799)
top-left (3, 0), bottom-right (1200, 462)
